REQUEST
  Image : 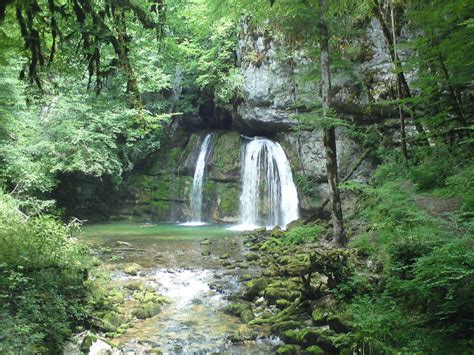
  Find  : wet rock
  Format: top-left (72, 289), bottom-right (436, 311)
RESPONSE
top-left (243, 277), bottom-right (270, 300)
top-left (227, 333), bottom-right (243, 343)
top-left (240, 309), bottom-right (255, 324)
top-left (223, 302), bottom-right (251, 316)
top-left (123, 262), bottom-right (143, 276)
top-left (276, 344), bottom-right (298, 354)
top-left (132, 302), bottom-right (161, 319)
top-left (102, 311), bottom-right (126, 330)
top-left (200, 239), bottom-right (211, 245)
top-left (265, 287), bottom-right (293, 305)
top-left (89, 339), bottom-right (118, 354)
top-left (173, 344), bottom-right (183, 353)
top-left (222, 260), bottom-right (232, 267)
top-left (191, 298), bottom-right (203, 305)
top-left (238, 262), bottom-right (250, 269)
top-left (240, 273), bottom-right (253, 281)
top-left (124, 280), bottom-right (144, 291)
top-left (116, 241), bottom-right (131, 247)
top-left (271, 321), bottom-right (301, 335)
top-left (245, 252), bottom-right (260, 261)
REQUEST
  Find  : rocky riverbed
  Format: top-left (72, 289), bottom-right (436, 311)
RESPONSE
top-left (66, 222), bottom-right (283, 354)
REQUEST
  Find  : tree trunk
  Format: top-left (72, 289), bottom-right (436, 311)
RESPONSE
top-left (373, 0), bottom-right (427, 142)
top-left (390, 2), bottom-right (409, 163)
top-left (318, 0), bottom-right (346, 246)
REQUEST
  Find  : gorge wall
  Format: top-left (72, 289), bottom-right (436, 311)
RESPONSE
top-left (56, 18), bottom-right (411, 223)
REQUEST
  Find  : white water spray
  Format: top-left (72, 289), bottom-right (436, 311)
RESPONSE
top-left (184, 134), bottom-right (212, 226)
top-left (231, 137), bottom-right (299, 231)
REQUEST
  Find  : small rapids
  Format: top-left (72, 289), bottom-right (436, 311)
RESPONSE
top-left (119, 268), bottom-right (280, 354)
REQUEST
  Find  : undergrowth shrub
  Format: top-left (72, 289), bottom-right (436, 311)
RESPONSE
top-left (283, 224), bottom-right (324, 245)
top-left (0, 192), bottom-right (91, 353)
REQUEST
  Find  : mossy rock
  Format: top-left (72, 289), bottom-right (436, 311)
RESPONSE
top-left (304, 345), bottom-right (325, 354)
top-left (244, 277), bottom-right (270, 300)
top-left (327, 313), bottom-right (351, 333)
top-left (264, 287), bottom-right (293, 305)
top-left (311, 309), bottom-right (328, 326)
top-left (124, 280), bottom-right (144, 291)
top-left (106, 289), bottom-right (125, 305)
top-left (276, 344), bottom-right (298, 355)
top-left (132, 302), bottom-right (161, 319)
top-left (240, 274), bottom-right (253, 281)
top-left (245, 252), bottom-right (260, 261)
top-left (224, 302), bottom-right (251, 317)
top-left (227, 333), bottom-right (243, 343)
top-left (211, 131), bottom-right (241, 179)
top-left (123, 262), bottom-right (143, 276)
top-left (240, 309), bottom-right (255, 324)
top-left (103, 311), bottom-right (126, 328)
top-left (271, 321), bottom-right (301, 335)
top-left (276, 299), bottom-right (292, 309)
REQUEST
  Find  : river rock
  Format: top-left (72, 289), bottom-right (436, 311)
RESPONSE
top-left (240, 309), bottom-right (255, 323)
top-left (245, 252), bottom-right (260, 261)
top-left (132, 302), bottom-right (161, 319)
top-left (276, 344), bottom-right (298, 355)
top-left (224, 302), bottom-right (251, 316)
top-left (115, 241), bottom-right (131, 247)
top-left (123, 262), bottom-right (143, 276)
top-left (243, 277), bottom-right (270, 300)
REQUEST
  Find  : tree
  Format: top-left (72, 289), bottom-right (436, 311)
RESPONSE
top-left (318, 0), bottom-right (346, 246)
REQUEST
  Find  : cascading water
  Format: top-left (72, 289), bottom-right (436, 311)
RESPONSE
top-left (183, 133), bottom-right (212, 226)
top-left (231, 137), bottom-right (299, 231)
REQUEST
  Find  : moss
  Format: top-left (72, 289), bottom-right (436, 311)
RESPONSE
top-left (212, 131), bottom-right (241, 178)
top-left (218, 183), bottom-right (240, 217)
top-left (244, 277), bottom-right (270, 300)
top-left (224, 302), bottom-right (251, 316)
top-left (149, 147), bottom-right (184, 176)
top-left (264, 287), bottom-right (293, 305)
top-left (132, 302), bottom-right (161, 319)
top-left (271, 320), bottom-right (301, 335)
top-left (304, 345), bottom-right (324, 354)
top-left (276, 344), bottom-right (298, 354)
top-left (311, 309), bottom-right (328, 326)
top-left (240, 309), bottom-right (255, 323)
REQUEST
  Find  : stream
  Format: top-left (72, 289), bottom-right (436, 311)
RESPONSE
top-left (77, 222), bottom-right (280, 354)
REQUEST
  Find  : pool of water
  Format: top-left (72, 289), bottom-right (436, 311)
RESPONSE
top-left (81, 221), bottom-right (238, 242)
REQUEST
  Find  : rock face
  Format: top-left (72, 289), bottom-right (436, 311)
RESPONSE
top-left (114, 130), bottom-right (243, 223)
top-left (109, 126), bottom-right (374, 222)
top-left (56, 18), bottom-right (407, 222)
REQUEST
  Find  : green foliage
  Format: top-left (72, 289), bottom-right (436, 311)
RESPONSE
top-left (284, 225), bottom-right (324, 245)
top-left (347, 156), bottom-right (473, 353)
top-left (0, 192), bottom-right (91, 352)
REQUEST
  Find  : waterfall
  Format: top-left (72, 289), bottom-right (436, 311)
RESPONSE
top-left (184, 134), bottom-right (212, 226)
top-left (232, 137), bottom-right (299, 230)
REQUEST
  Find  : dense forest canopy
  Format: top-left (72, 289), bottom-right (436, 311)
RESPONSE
top-left (0, 0), bottom-right (473, 353)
